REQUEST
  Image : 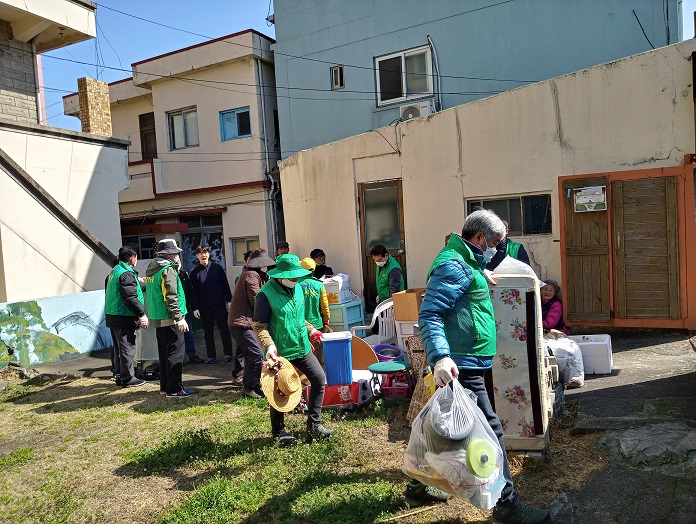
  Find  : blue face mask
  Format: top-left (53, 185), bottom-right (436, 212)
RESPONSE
top-left (483, 246), bottom-right (497, 264)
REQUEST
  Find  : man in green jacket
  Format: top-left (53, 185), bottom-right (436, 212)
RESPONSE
top-left (370, 244), bottom-right (404, 303)
top-left (145, 239), bottom-right (192, 399)
top-left (487, 219), bottom-right (530, 271)
top-left (105, 246), bottom-right (148, 388)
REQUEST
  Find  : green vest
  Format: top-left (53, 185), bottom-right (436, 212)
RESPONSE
top-left (105, 261), bottom-right (144, 317)
top-left (259, 279), bottom-right (311, 361)
top-left (505, 239), bottom-right (521, 259)
top-left (145, 264), bottom-right (188, 320)
top-left (427, 235), bottom-right (497, 358)
top-left (376, 255), bottom-right (404, 302)
top-left (300, 277), bottom-right (324, 329)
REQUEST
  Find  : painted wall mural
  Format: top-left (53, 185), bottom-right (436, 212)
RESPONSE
top-left (0, 290), bottom-right (112, 369)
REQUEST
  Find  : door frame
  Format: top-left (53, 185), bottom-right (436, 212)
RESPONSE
top-left (558, 164), bottom-right (695, 329)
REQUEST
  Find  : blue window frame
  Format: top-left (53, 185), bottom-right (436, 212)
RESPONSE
top-left (220, 107), bottom-right (252, 141)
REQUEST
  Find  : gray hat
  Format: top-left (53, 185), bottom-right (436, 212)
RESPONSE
top-left (246, 251), bottom-right (276, 269)
top-left (155, 238), bottom-right (182, 255)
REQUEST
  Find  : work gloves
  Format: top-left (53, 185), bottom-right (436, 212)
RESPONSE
top-left (433, 356), bottom-right (459, 387)
top-left (138, 315), bottom-right (149, 329)
top-left (176, 318), bottom-right (189, 332)
top-left (265, 344), bottom-right (278, 362)
top-left (309, 329), bottom-right (323, 342)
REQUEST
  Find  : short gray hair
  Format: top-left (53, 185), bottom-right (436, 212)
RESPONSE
top-left (462, 209), bottom-right (506, 241)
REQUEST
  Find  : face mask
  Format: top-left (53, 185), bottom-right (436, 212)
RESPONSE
top-left (281, 279), bottom-right (298, 288)
top-left (376, 260), bottom-right (387, 267)
top-left (173, 255), bottom-right (180, 264)
top-left (483, 246), bottom-right (497, 264)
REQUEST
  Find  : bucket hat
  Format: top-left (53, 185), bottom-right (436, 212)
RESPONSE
top-left (267, 254), bottom-right (311, 279)
top-left (246, 250), bottom-right (276, 269)
top-left (299, 257), bottom-right (316, 272)
top-left (155, 238), bottom-right (182, 255)
top-left (260, 356), bottom-right (303, 412)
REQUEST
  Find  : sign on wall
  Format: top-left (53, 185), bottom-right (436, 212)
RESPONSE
top-left (573, 186), bottom-right (607, 212)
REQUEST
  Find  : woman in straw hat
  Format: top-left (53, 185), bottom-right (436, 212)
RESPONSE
top-left (253, 254), bottom-right (334, 445)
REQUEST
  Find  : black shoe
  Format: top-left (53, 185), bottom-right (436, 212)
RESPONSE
top-left (123, 378), bottom-right (146, 388)
top-left (307, 423), bottom-right (334, 443)
top-left (111, 374), bottom-right (122, 386)
top-left (272, 430), bottom-right (297, 446)
top-left (207, 358), bottom-right (217, 364)
top-left (404, 479), bottom-right (452, 507)
top-left (242, 388), bottom-right (262, 399)
top-left (224, 355), bottom-right (233, 362)
top-left (492, 498), bottom-right (550, 524)
top-left (188, 355), bottom-right (205, 364)
top-left (166, 390), bottom-right (194, 399)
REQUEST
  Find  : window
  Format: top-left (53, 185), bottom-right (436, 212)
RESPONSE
top-left (375, 46), bottom-right (432, 105)
top-left (122, 235), bottom-right (156, 260)
top-left (467, 194), bottom-right (552, 235)
top-left (180, 214), bottom-right (225, 271)
top-left (167, 107), bottom-right (199, 150)
top-left (220, 107), bottom-right (252, 141)
top-left (138, 112), bottom-right (157, 160)
top-left (330, 66), bottom-right (344, 90)
top-left (231, 236), bottom-right (260, 265)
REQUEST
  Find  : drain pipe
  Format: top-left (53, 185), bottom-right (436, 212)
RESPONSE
top-left (427, 35), bottom-right (442, 111)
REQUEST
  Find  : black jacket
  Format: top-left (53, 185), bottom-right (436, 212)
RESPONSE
top-left (189, 262), bottom-right (232, 309)
top-left (178, 268), bottom-right (193, 312)
top-left (486, 238), bottom-right (530, 271)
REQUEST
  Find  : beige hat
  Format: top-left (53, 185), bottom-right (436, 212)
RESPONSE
top-left (260, 356), bottom-right (303, 412)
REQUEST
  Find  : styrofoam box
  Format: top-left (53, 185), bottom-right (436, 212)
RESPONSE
top-left (569, 334), bottom-right (613, 374)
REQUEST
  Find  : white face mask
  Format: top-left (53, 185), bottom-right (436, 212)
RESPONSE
top-left (483, 246), bottom-right (497, 264)
top-left (173, 254), bottom-right (180, 264)
top-left (376, 260), bottom-right (387, 267)
top-left (281, 279), bottom-right (298, 288)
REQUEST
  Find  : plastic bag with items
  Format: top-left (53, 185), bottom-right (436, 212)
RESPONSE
top-left (403, 379), bottom-right (505, 509)
top-left (545, 335), bottom-right (584, 388)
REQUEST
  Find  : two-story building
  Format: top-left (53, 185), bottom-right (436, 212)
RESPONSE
top-left (64, 30), bottom-right (281, 280)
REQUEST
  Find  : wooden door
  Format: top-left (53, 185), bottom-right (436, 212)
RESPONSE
top-left (358, 180), bottom-right (407, 310)
top-left (613, 177), bottom-right (680, 319)
top-left (562, 177), bottom-right (611, 322)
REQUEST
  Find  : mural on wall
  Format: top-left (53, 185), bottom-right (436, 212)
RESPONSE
top-left (0, 290), bottom-right (112, 369)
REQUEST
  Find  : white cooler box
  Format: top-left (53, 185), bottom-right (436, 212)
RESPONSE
top-left (568, 334), bottom-right (613, 374)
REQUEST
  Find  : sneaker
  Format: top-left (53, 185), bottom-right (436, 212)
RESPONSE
top-left (188, 355), bottom-right (205, 364)
top-left (404, 479), bottom-right (452, 507)
top-left (273, 430), bottom-right (297, 446)
top-left (111, 374), bottom-right (122, 386)
top-left (492, 498), bottom-right (550, 524)
top-left (242, 388), bottom-right (262, 399)
top-left (307, 423), bottom-right (334, 443)
top-left (166, 390), bottom-right (194, 399)
top-left (207, 358), bottom-right (217, 364)
top-left (123, 378), bottom-right (146, 388)
top-left (224, 355), bottom-right (233, 362)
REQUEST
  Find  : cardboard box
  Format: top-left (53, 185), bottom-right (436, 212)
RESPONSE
top-left (392, 288), bottom-right (426, 321)
top-left (568, 334), bottom-right (613, 374)
top-left (323, 273), bottom-right (352, 304)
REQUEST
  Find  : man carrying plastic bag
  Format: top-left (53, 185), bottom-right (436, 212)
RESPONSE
top-left (405, 210), bottom-right (549, 524)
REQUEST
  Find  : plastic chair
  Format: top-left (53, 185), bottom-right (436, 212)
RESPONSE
top-left (350, 298), bottom-right (396, 347)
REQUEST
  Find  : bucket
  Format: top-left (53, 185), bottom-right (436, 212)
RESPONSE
top-left (322, 331), bottom-right (353, 386)
top-left (374, 344), bottom-right (404, 363)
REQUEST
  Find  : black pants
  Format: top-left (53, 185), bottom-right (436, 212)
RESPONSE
top-left (156, 325), bottom-right (184, 394)
top-left (200, 303), bottom-right (233, 360)
top-left (458, 369), bottom-right (516, 505)
top-left (109, 327), bottom-right (119, 376)
top-left (270, 350), bottom-right (325, 435)
top-left (230, 326), bottom-right (263, 393)
top-left (112, 326), bottom-right (137, 383)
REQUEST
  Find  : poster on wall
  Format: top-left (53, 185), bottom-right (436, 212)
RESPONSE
top-left (573, 186), bottom-right (607, 212)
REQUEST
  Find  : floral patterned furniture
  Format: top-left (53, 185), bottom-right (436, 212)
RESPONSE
top-left (489, 275), bottom-right (551, 451)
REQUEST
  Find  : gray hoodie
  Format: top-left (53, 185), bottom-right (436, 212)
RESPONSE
top-left (146, 257), bottom-right (184, 327)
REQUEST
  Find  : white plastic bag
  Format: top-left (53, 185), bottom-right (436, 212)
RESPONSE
top-left (403, 380), bottom-right (505, 509)
top-left (545, 336), bottom-right (584, 388)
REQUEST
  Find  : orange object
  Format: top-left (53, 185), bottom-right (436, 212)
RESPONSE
top-left (351, 335), bottom-right (378, 369)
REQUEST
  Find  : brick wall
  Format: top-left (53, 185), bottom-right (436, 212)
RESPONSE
top-left (77, 77), bottom-right (112, 136)
top-left (0, 20), bottom-right (38, 125)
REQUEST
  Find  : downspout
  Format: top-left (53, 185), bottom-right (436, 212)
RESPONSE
top-left (427, 35), bottom-right (442, 111)
top-left (255, 55), bottom-right (276, 250)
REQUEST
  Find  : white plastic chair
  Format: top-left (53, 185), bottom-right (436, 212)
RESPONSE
top-left (350, 298), bottom-right (397, 347)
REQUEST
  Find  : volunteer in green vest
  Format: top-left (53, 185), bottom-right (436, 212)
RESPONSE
top-left (299, 257), bottom-right (331, 366)
top-left (145, 239), bottom-right (192, 399)
top-left (253, 254), bottom-right (334, 446)
top-left (370, 244), bottom-right (405, 303)
top-left (407, 210), bottom-right (550, 524)
top-left (487, 219), bottom-right (530, 270)
top-left (105, 246), bottom-right (149, 388)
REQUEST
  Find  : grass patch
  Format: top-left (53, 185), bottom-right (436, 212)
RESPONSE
top-left (0, 447), bottom-right (34, 470)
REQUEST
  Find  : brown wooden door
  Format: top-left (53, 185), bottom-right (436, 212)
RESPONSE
top-left (613, 177), bottom-right (680, 319)
top-left (358, 180), bottom-right (407, 309)
top-left (562, 177), bottom-right (611, 322)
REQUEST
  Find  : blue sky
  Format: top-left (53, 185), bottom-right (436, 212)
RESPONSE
top-left (42, 1), bottom-right (275, 130)
top-left (45, 1), bottom-right (696, 132)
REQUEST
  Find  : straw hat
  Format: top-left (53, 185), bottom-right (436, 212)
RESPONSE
top-left (267, 254), bottom-right (311, 279)
top-left (260, 356), bottom-right (303, 412)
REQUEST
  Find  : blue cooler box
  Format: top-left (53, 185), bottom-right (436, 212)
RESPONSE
top-left (322, 331), bottom-right (353, 386)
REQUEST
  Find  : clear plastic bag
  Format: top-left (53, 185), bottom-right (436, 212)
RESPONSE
top-left (403, 379), bottom-right (506, 509)
top-left (545, 336), bottom-right (584, 388)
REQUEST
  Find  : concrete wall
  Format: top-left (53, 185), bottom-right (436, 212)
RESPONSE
top-left (279, 41), bottom-right (696, 299)
top-left (0, 120), bottom-right (128, 302)
top-left (0, 19), bottom-right (37, 126)
top-left (273, 0), bottom-right (680, 159)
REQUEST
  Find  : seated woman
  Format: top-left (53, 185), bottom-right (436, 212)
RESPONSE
top-left (541, 280), bottom-right (570, 336)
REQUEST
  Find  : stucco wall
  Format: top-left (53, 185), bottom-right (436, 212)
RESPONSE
top-left (279, 41), bottom-right (696, 299)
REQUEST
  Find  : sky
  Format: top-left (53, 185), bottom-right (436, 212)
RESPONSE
top-left (42, 0), bottom-right (275, 131)
top-left (44, 1), bottom-right (696, 132)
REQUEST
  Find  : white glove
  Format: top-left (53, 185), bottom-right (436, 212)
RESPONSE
top-left (265, 344), bottom-right (278, 362)
top-left (193, 309), bottom-right (201, 319)
top-left (483, 269), bottom-right (498, 285)
top-left (139, 315), bottom-right (149, 329)
top-left (176, 318), bottom-right (189, 332)
top-left (433, 357), bottom-right (459, 387)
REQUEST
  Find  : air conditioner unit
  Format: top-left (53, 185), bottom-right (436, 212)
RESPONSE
top-left (399, 100), bottom-right (434, 120)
